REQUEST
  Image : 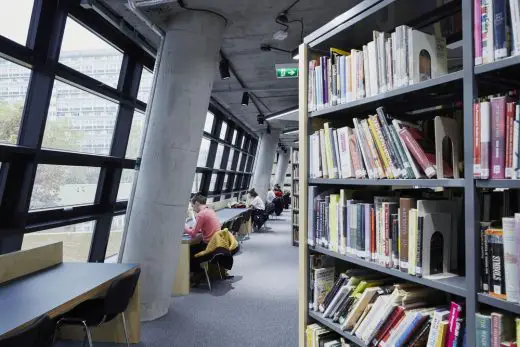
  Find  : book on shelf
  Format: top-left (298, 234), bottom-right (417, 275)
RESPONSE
top-left (309, 108), bottom-right (460, 180)
top-left (309, 189), bottom-right (461, 280)
top-left (307, 26), bottom-right (448, 112)
top-left (476, 311), bottom-right (518, 347)
top-left (475, 0), bottom-right (520, 64)
top-left (306, 323), bottom-right (352, 347)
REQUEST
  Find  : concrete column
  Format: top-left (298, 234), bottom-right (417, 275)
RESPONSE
top-left (250, 130), bottom-right (280, 200)
top-left (121, 11), bottom-right (225, 321)
top-left (274, 149), bottom-right (290, 188)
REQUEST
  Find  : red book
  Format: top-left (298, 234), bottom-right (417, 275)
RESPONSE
top-left (371, 306), bottom-right (405, 345)
top-left (446, 302), bottom-right (463, 347)
top-left (398, 127), bottom-right (436, 178)
top-left (384, 203), bottom-right (390, 267)
top-left (491, 96), bottom-right (507, 179)
top-left (474, 102), bottom-right (481, 177)
top-left (506, 101), bottom-right (515, 178)
top-left (370, 206), bottom-right (376, 261)
top-left (378, 313), bottom-right (407, 347)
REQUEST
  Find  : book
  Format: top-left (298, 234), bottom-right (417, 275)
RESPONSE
top-left (506, 102), bottom-right (516, 178)
top-left (481, 221), bottom-right (492, 292)
top-left (502, 217), bottom-right (519, 302)
top-left (482, 0), bottom-right (495, 64)
top-left (408, 208), bottom-right (418, 276)
top-left (314, 267), bottom-right (335, 311)
top-left (487, 227), bottom-right (506, 299)
top-left (481, 100), bottom-right (492, 179)
top-left (426, 309), bottom-right (450, 347)
top-left (491, 312), bottom-right (514, 347)
top-left (511, 0), bottom-right (520, 56)
top-left (399, 198), bottom-right (417, 273)
top-left (491, 96), bottom-right (507, 179)
top-left (475, 101), bottom-right (482, 177)
top-left (493, 0), bottom-right (509, 60)
top-left (436, 320), bottom-right (449, 347)
top-left (475, 0), bottom-right (483, 65)
top-left (446, 302), bottom-right (463, 347)
top-left (476, 313), bottom-right (492, 347)
top-left (398, 126), bottom-right (436, 178)
top-left (513, 104), bottom-right (520, 179)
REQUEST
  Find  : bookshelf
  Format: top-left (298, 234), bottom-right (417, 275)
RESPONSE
top-left (292, 146), bottom-right (300, 246)
top-left (297, 1), bottom-right (520, 346)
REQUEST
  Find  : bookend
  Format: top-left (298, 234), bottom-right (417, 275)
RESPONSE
top-left (434, 116), bottom-right (460, 179)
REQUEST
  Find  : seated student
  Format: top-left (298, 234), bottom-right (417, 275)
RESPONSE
top-left (184, 194), bottom-right (221, 281)
top-left (248, 188), bottom-right (265, 210)
top-left (266, 187), bottom-right (276, 204)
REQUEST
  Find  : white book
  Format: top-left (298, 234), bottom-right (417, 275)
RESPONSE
top-left (514, 104), bottom-right (520, 178)
top-left (481, 101), bottom-right (491, 179)
top-left (426, 310), bottom-right (450, 347)
top-left (353, 118), bottom-right (375, 179)
top-left (339, 190), bottom-right (346, 254)
top-left (511, 0), bottom-right (520, 55)
top-left (337, 126), bottom-right (354, 178)
top-left (391, 31), bottom-right (397, 90)
top-left (345, 55), bottom-right (352, 102)
top-left (363, 45), bottom-right (370, 98)
top-left (341, 287), bottom-right (380, 330)
top-left (408, 208), bottom-right (417, 276)
top-left (357, 50), bottom-right (365, 99)
top-left (503, 217), bottom-right (519, 303)
top-left (333, 129), bottom-right (342, 178)
top-left (355, 293), bottom-right (391, 340)
top-left (360, 290), bottom-right (400, 343)
top-left (385, 37), bottom-right (393, 91)
top-left (315, 66), bottom-right (323, 110)
top-left (339, 56), bottom-right (345, 104)
top-left (483, 0), bottom-right (495, 64)
top-left (361, 119), bottom-right (384, 178)
top-left (367, 40), bottom-right (379, 97)
top-left (407, 26), bottom-right (414, 85)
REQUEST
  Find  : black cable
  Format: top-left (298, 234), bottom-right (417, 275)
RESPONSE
top-left (288, 19), bottom-right (304, 43)
top-left (177, 0), bottom-right (229, 27)
top-left (285, 0), bottom-right (301, 12)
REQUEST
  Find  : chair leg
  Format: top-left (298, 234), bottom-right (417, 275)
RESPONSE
top-left (217, 263), bottom-right (223, 280)
top-left (80, 321), bottom-right (93, 347)
top-left (202, 262), bottom-right (211, 291)
top-left (121, 312), bottom-right (130, 347)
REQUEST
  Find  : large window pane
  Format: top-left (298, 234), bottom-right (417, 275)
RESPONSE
top-left (44, 80), bottom-right (118, 155)
top-left (227, 150), bottom-right (235, 170)
top-left (222, 174), bottom-right (229, 191)
top-left (137, 68), bottom-right (153, 102)
top-left (60, 17), bottom-right (123, 88)
top-left (219, 121), bottom-right (227, 140)
top-left (0, 58), bottom-right (30, 144)
top-left (204, 112), bottom-right (214, 133)
top-left (106, 215), bottom-right (125, 260)
top-left (192, 173), bottom-right (202, 193)
top-left (22, 221), bottom-right (95, 262)
top-left (0, 0), bottom-right (33, 46)
top-left (126, 111), bottom-right (145, 158)
top-left (214, 144), bottom-right (224, 169)
top-left (30, 165), bottom-right (100, 210)
top-left (197, 138), bottom-right (210, 167)
top-left (117, 169), bottom-right (134, 200)
top-left (209, 174), bottom-right (217, 192)
top-left (232, 129), bottom-right (237, 145)
top-left (237, 152), bottom-right (243, 171)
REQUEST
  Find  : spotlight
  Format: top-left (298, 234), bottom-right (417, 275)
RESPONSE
top-left (219, 58), bottom-right (230, 80)
top-left (276, 11), bottom-right (289, 23)
top-left (241, 92), bottom-right (249, 106)
top-left (257, 114), bottom-right (265, 125)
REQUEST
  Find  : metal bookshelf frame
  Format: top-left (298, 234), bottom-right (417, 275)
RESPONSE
top-left (296, 0), bottom-right (520, 346)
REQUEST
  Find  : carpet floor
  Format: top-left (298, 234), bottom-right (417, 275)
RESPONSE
top-left (56, 210), bottom-right (298, 347)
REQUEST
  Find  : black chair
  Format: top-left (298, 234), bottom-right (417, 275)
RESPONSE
top-left (252, 208), bottom-right (269, 232)
top-left (273, 197), bottom-right (283, 216)
top-left (0, 315), bottom-right (55, 347)
top-left (57, 268), bottom-right (141, 347)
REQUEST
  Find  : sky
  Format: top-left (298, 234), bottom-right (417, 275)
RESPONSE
top-left (0, 0), bottom-right (117, 52)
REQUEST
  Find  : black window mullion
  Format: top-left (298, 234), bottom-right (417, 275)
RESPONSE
top-left (89, 55), bottom-right (141, 262)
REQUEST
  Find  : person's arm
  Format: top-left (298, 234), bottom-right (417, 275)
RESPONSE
top-left (184, 212), bottom-right (204, 237)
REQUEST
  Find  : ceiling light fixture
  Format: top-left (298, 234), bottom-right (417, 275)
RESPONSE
top-left (257, 114), bottom-right (265, 125)
top-left (283, 128), bottom-right (299, 135)
top-left (266, 108), bottom-right (298, 121)
top-left (219, 58), bottom-right (230, 80)
top-left (241, 92), bottom-right (249, 106)
top-left (273, 29), bottom-right (289, 41)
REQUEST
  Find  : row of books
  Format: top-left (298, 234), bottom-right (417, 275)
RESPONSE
top-left (474, 0), bottom-right (520, 65)
top-left (310, 107), bottom-right (458, 180)
top-left (293, 196), bottom-right (300, 209)
top-left (307, 26), bottom-right (448, 112)
top-left (306, 324), bottom-right (351, 347)
top-left (293, 213), bottom-right (299, 227)
top-left (480, 215), bottom-right (520, 303)
top-left (309, 258), bottom-right (465, 346)
top-left (310, 189), bottom-right (460, 278)
top-left (293, 149), bottom-right (300, 165)
top-left (475, 310), bottom-right (520, 346)
top-left (473, 95), bottom-right (520, 179)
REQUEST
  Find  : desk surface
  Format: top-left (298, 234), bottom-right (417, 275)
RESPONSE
top-left (0, 262), bottom-right (137, 336)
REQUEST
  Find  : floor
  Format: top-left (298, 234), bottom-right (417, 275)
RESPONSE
top-left (57, 210), bottom-right (298, 347)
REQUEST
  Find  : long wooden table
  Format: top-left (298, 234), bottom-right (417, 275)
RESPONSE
top-left (173, 208), bottom-right (249, 295)
top-left (0, 262), bottom-right (140, 342)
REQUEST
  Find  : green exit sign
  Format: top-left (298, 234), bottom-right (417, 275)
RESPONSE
top-left (275, 63), bottom-right (299, 78)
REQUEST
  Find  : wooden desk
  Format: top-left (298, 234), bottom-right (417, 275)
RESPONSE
top-left (0, 262), bottom-right (140, 343)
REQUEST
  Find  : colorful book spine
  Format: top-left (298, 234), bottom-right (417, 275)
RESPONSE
top-left (475, 101), bottom-right (482, 177)
top-left (475, 0), bottom-right (483, 65)
top-left (481, 101), bottom-right (492, 179)
top-left (490, 96), bottom-right (506, 179)
top-left (476, 313), bottom-right (492, 347)
top-left (503, 217), bottom-right (519, 302)
top-left (482, 0), bottom-right (495, 64)
top-left (487, 228), bottom-right (506, 299)
top-left (514, 104), bottom-right (520, 179)
top-left (493, 0), bottom-right (509, 60)
top-left (481, 221), bottom-right (492, 292)
top-left (447, 302), bottom-right (463, 347)
top-left (416, 216), bottom-right (424, 277)
top-left (506, 102), bottom-right (515, 178)
top-left (398, 127), bottom-right (436, 178)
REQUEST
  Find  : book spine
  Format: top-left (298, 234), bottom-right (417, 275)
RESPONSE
top-left (357, 204), bottom-right (363, 257)
top-left (514, 104), bottom-right (520, 179)
top-left (491, 313), bottom-right (500, 347)
top-left (371, 206), bottom-right (376, 262)
top-left (488, 228), bottom-right (507, 299)
top-left (349, 134), bottom-right (365, 178)
top-left (482, 0), bottom-right (495, 63)
top-left (493, 0), bottom-right (509, 60)
top-left (476, 313), bottom-right (492, 347)
top-left (506, 102), bottom-right (515, 178)
top-left (368, 116), bottom-right (393, 177)
top-left (386, 37), bottom-right (393, 91)
top-left (391, 213), bottom-right (399, 269)
top-left (416, 215), bottom-right (424, 277)
top-left (383, 203), bottom-right (390, 267)
top-left (511, 0), bottom-right (520, 56)
top-left (481, 222), bottom-right (491, 291)
top-left (376, 107), bottom-right (404, 177)
top-left (503, 217), bottom-right (519, 302)
top-left (362, 119), bottom-right (385, 178)
top-left (447, 302), bottom-right (463, 347)
top-left (408, 208), bottom-right (417, 276)
top-left (475, 0), bottom-right (483, 64)
top-left (399, 198), bottom-right (413, 273)
top-left (391, 32), bottom-right (397, 90)
top-left (475, 101), bottom-right (482, 177)
top-left (353, 118), bottom-right (375, 179)
top-left (398, 127), bottom-right (436, 178)
top-left (388, 120), bottom-right (413, 178)
top-left (491, 96), bottom-right (506, 179)
top-left (481, 101), bottom-right (491, 178)
top-left (365, 203), bottom-right (371, 259)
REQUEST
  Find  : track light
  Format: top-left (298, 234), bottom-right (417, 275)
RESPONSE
top-left (219, 58), bottom-right (230, 80)
top-left (257, 114), bottom-right (265, 125)
top-left (241, 92), bottom-right (249, 106)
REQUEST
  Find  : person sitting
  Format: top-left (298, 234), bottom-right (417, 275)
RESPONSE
top-left (184, 194), bottom-right (221, 285)
top-left (274, 185), bottom-right (283, 198)
top-left (248, 188), bottom-right (265, 211)
top-left (266, 187), bottom-right (276, 204)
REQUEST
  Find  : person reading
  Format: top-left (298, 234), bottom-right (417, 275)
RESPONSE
top-left (248, 188), bottom-right (265, 210)
top-left (266, 187), bottom-right (276, 204)
top-left (184, 194), bottom-right (221, 283)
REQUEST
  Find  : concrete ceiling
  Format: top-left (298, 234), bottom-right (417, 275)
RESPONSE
top-left (100, 0), bottom-right (360, 137)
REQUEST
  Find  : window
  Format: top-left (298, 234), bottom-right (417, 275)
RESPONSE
top-left (222, 174), bottom-right (229, 191)
top-left (204, 112), bottom-right (214, 133)
top-left (237, 152), bottom-right (243, 171)
top-left (209, 174), bottom-right (217, 192)
top-left (0, 0), bottom-right (33, 46)
top-left (60, 17), bottom-right (123, 88)
top-left (219, 121), bottom-right (228, 140)
top-left (21, 221), bottom-right (95, 262)
top-left (126, 111), bottom-right (145, 158)
top-left (232, 130), bottom-right (237, 145)
top-left (0, 58), bottom-right (30, 145)
top-left (117, 169), bottom-right (134, 200)
top-left (197, 138), bottom-right (210, 167)
top-left (106, 215), bottom-right (125, 260)
top-left (30, 165), bottom-right (100, 210)
top-left (227, 150), bottom-right (235, 170)
top-left (43, 80), bottom-right (117, 155)
top-left (192, 173), bottom-right (202, 193)
top-left (214, 144), bottom-right (224, 169)
top-left (137, 68), bottom-right (153, 102)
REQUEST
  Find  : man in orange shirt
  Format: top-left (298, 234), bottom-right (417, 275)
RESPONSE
top-left (184, 194), bottom-right (221, 280)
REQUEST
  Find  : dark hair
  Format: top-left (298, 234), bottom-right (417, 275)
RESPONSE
top-left (248, 188), bottom-right (258, 197)
top-left (191, 193), bottom-right (207, 205)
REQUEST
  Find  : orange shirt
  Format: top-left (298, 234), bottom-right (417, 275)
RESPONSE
top-left (184, 207), bottom-right (221, 243)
